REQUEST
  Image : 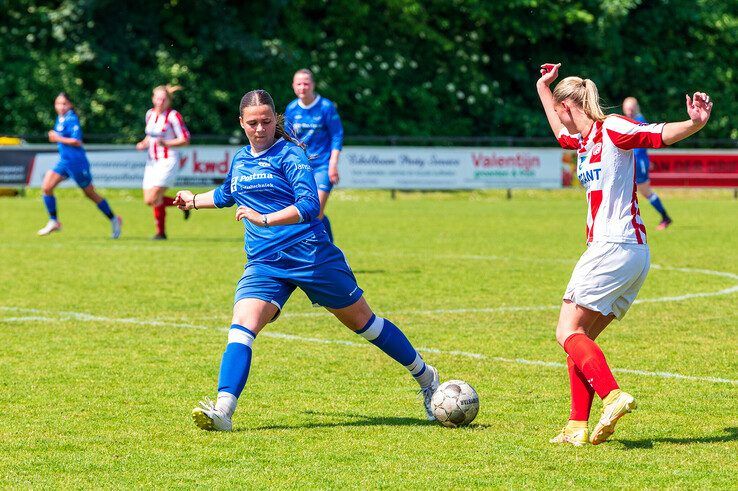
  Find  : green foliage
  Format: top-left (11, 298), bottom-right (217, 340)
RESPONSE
top-left (1, 0), bottom-right (736, 142)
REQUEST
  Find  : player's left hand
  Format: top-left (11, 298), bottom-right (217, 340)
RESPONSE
top-left (329, 163), bottom-right (340, 185)
top-left (235, 206), bottom-right (262, 225)
top-left (48, 130), bottom-right (59, 142)
top-left (686, 92), bottom-right (713, 127)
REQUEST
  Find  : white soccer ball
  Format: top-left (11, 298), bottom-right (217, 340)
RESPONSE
top-left (431, 380), bottom-right (479, 428)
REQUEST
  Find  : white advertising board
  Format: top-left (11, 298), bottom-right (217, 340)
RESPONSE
top-left (340, 147), bottom-right (562, 189)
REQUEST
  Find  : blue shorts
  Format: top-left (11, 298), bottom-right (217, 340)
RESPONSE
top-left (635, 155), bottom-right (650, 184)
top-left (53, 159), bottom-right (93, 188)
top-left (234, 229), bottom-right (363, 319)
top-left (313, 166), bottom-right (333, 193)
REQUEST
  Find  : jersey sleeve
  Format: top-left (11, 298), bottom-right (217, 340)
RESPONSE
top-left (213, 156), bottom-right (236, 208)
top-left (168, 110), bottom-right (191, 141)
top-left (326, 102), bottom-right (344, 151)
top-left (556, 128), bottom-right (581, 150)
top-left (605, 116), bottom-right (665, 150)
top-left (281, 148), bottom-right (320, 223)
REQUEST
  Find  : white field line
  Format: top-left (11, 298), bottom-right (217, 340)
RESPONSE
top-left (1, 306), bottom-right (736, 386)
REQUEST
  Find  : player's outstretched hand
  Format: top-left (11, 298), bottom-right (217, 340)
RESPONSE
top-left (538, 63), bottom-right (561, 87)
top-left (174, 190), bottom-right (194, 210)
top-left (235, 206), bottom-right (261, 225)
top-left (686, 92), bottom-right (713, 127)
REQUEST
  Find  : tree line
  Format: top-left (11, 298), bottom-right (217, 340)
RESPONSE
top-left (1, 0), bottom-right (736, 145)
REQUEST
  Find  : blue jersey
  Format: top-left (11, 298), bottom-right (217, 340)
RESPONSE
top-left (213, 138), bottom-right (323, 260)
top-left (53, 110), bottom-right (87, 163)
top-left (284, 95), bottom-right (343, 168)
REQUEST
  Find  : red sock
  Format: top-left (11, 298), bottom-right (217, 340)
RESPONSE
top-left (563, 333), bottom-right (619, 399)
top-left (567, 355), bottom-right (595, 421)
top-left (162, 196), bottom-right (175, 207)
top-left (153, 204), bottom-right (166, 235)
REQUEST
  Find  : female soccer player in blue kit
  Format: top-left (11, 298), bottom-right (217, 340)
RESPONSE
top-left (174, 90), bottom-right (439, 431)
top-left (38, 92), bottom-right (122, 238)
top-left (284, 69), bottom-right (343, 241)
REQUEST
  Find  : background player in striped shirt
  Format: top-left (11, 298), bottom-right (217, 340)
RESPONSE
top-left (135, 85), bottom-right (191, 240)
top-left (173, 89), bottom-right (439, 431)
top-left (537, 63), bottom-right (712, 446)
top-left (38, 92), bottom-right (122, 238)
top-left (623, 97), bottom-right (672, 229)
top-left (285, 69), bottom-right (344, 242)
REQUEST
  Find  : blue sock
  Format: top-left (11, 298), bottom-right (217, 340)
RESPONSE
top-left (321, 215), bottom-right (334, 242)
top-left (648, 193), bottom-right (669, 220)
top-left (96, 199), bottom-right (115, 219)
top-left (356, 315), bottom-right (430, 386)
top-left (217, 324), bottom-right (255, 398)
top-left (43, 195), bottom-right (57, 220)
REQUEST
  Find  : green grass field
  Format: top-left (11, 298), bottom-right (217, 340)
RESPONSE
top-left (1, 188), bottom-right (736, 488)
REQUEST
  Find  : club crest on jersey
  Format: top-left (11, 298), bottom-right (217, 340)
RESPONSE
top-left (592, 143), bottom-right (602, 156)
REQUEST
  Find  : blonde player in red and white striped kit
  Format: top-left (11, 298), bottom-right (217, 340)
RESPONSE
top-left (536, 63), bottom-right (712, 446)
top-left (136, 85), bottom-right (191, 239)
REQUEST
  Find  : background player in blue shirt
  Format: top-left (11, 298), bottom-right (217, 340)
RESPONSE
top-left (622, 97), bottom-right (672, 229)
top-left (173, 89), bottom-right (439, 431)
top-left (285, 69), bottom-right (344, 241)
top-left (38, 92), bottom-right (122, 238)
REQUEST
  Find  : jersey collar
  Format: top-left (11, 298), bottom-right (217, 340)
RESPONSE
top-left (297, 95), bottom-right (321, 110)
top-left (249, 138), bottom-right (284, 158)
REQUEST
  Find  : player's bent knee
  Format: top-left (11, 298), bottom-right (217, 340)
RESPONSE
top-left (556, 325), bottom-right (579, 347)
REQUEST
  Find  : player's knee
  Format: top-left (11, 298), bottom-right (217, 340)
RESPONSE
top-left (555, 325), bottom-right (575, 347)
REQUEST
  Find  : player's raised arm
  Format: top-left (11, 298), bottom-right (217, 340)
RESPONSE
top-left (662, 92), bottom-right (713, 145)
top-left (536, 63), bottom-right (565, 138)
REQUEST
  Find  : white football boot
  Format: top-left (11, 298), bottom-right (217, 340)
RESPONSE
top-left (111, 216), bottom-right (122, 239)
top-left (420, 365), bottom-right (440, 421)
top-left (192, 397), bottom-right (232, 431)
top-left (37, 219), bottom-right (62, 236)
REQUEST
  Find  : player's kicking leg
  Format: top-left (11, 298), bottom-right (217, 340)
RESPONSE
top-left (329, 297), bottom-right (440, 420)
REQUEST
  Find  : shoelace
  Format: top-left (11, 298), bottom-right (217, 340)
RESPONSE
top-left (198, 396), bottom-right (217, 412)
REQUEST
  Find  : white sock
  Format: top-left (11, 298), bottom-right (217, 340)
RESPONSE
top-left (406, 353), bottom-right (434, 388)
top-left (215, 391), bottom-right (237, 418)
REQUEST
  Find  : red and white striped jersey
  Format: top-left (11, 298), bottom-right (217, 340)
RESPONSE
top-left (557, 115), bottom-right (666, 245)
top-left (144, 108), bottom-right (190, 160)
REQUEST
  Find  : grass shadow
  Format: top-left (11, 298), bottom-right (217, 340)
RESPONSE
top-left (618, 427), bottom-right (738, 450)
top-left (242, 410), bottom-right (491, 431)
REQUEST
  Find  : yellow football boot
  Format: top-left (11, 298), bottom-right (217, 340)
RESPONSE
top-left (590, 390), bottom-right (636, 445)
top-left (550, 420), bottom-right (589, 447)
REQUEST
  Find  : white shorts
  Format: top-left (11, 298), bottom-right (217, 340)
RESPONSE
top-left (563, 242), bottom-right (650, 319)
top-left (142, 157), bottom-right (178, 189)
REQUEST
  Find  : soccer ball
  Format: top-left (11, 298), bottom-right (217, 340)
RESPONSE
top-left (431, 380), bottom-right (479, 428)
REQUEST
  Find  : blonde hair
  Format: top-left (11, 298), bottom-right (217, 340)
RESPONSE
top-left (152, 84), bottom-right (183, 100)
top-left (553, 76), bottom-right (606, 122)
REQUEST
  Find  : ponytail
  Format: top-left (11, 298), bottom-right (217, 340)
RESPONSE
top-left (153, 84), bottom-right (183, 101)
top-left (552, 76), bottom-right (606, 122)
top-left (581, 79), bottom-right (606, 121)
